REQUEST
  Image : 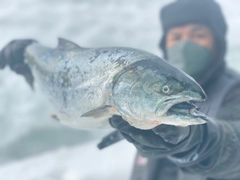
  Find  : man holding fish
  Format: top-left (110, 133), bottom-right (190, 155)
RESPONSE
top-left (123, 0), bottom-right (240, 179)
top-left (1, 0), bottom-right (240, 179)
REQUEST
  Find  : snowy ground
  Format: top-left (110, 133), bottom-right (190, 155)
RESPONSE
top-left (0, 141), bottom-right (136, 180)
top-left (0, 0), bottom-right (240, 179)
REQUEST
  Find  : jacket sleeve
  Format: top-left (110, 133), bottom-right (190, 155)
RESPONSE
top-left (168, 83), bottom-right (240, 179)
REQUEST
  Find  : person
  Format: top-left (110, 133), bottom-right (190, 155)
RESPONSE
top-left (110, 0), bottom-right (240, 180)
top-left (1, 0), bottom-right (240, 180)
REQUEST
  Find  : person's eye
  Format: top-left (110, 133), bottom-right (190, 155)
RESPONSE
top-left (193, 33), bottom-right (207, 39)
top-left (171, 34), bottom-right (182, 41)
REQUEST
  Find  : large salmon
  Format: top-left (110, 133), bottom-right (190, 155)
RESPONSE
top-left (23, 38), bottom-right (207, 130)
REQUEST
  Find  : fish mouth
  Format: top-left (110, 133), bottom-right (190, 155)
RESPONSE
top-left (157, 87), bottom-right (206, 120)
top-left (156, 92), bottom-right (203, 116)
top-left (166, 101), bottom-right (207, 120)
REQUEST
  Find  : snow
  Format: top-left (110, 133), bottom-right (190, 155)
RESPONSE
top-left (0, 141), bottom-right (136, 180)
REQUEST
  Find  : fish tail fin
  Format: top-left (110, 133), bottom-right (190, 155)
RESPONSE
top-left (0, 39), bottom-right (35, 89)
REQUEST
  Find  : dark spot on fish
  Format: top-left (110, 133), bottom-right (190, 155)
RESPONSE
top-left (90, 50), bottom-right (101, 63)
top-left (88, 92), bottom-right (94, 100)
top-left (108, 52), bottom-right (112, 57)
top-left (115, 49), bottom-right (121, 54)
top-left (51, 114), bottom-right (60, 121)
top-left (116, 54), bottom-right (128, 61)
top-left (62, 91), bottom-right (68, 108)
top-left (90, 56), bottom-right (95, 63)
top-left (94, 51), bottom-right (100, 58)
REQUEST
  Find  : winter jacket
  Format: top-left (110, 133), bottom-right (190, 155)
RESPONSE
top-left (131, 68), bottom-right (240, 180)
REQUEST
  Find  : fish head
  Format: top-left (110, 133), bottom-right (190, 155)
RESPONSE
top-left (113, 58), bottom-right (207, 129)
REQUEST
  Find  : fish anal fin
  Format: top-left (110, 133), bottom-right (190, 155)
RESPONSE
top-left (81, 105), bottom-right (117, 118)
top-left (57, 38), bottom-right (85, 51)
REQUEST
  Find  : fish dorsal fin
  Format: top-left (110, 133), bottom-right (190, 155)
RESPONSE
top-left (57, 38), bottom-right (84, 51)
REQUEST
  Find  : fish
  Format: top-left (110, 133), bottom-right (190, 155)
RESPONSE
top-left (22, 38), bottom-right (207, 130)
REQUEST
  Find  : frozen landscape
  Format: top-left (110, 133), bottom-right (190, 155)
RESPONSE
top-left (0, 0), bottom-right (240, 179)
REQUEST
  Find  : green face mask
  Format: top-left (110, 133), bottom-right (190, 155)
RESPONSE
top-left (167, 40), bottom-right (214, 80)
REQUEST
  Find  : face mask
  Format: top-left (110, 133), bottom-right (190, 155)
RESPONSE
top-left (166, 40), bottom-right (214, 81)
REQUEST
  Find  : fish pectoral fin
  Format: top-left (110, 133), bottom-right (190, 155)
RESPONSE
top-left (81, 105), bottom-right (116, 118)
top-left (57, 38), bottom-right (86, 51)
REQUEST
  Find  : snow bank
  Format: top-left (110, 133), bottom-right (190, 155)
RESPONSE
top-left (0, 141), bottom-right (136, 180)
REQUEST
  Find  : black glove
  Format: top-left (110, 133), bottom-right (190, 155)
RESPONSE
top-left (0, 39), bottom-right (37, 88)
top-left (109, 115), bottom-right (190, 157)
top-left (109, 115), bottom-right (221, 167)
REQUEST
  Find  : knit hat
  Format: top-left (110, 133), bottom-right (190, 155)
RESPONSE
top-left (159, 0), bottom-right (227, 60)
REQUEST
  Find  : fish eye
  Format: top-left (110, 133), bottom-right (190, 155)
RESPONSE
top-left (162, 85), bottom-right (170, 94)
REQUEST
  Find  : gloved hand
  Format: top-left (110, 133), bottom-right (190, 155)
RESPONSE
top-left (109, 115), bottom-right (221, 166)
top-left (0, 39), bottom-right (37, 88)
top-left (109, 115), bottom-right (191, 157)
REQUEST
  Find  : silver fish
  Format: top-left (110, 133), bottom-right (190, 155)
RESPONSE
top-left (24, 38), bottom-right (207, 130)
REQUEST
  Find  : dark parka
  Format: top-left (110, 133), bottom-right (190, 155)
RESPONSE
top-left (130, 0), bottom-right (240, 179)
top-left (131, 69), bottom-right (240, 180)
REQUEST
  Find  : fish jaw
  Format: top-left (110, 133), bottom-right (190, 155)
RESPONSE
top-left (159, 102), bottom-right (208, 127)
top-left (155, 90), bottom-right (203, 117)
top-left (160, 112), bottom-right (207, 127)
top-left (121, 99), bottom-right (207, 130)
